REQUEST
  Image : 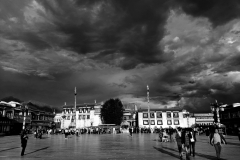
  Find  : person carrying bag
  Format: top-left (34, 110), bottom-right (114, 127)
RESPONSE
top-left (211, 128), bottom-right (227, 160)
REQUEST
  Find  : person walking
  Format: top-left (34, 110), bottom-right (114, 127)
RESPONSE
top-left (182, 129), bottom-right (191, 160)
top-left (20, 129), bottom-right (28, 156)
top-left (175, 127), bottom-right (183, 159)
top-left (129, 127), bottom-right (133, 136)
top-left (211, 128), bottom-right (227, 160)
top-left (189, 128), bottom-right (197, 157)
top-left (159, 129), bottom-right (163, 142)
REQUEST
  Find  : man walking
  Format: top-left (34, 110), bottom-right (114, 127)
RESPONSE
top-left (175, 127), bottom-right (183, 159)
top-left (20, 129), bottom-right (28, 156)
top-left (189, 128), bottom-right (197, 157)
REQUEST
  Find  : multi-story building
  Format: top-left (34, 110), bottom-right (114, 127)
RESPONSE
top-left (138, 108), bottom-right (195, 129)
top-left (0, 101), bottom-right (55, 135)
top-left (192, 113), bottom-right (214, 126)
top-left (220, 103), bottom-right (240, 135)
top-left (61, 103), bottom-right (102, 129)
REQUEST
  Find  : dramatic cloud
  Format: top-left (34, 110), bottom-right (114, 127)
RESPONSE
top-left (1, 0), bottom-right (240, 112)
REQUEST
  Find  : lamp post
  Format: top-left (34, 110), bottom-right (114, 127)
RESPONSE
top-left (20, 104), bottom-right (28, 130)
top-left (210, 100), bottom-right (225, 128)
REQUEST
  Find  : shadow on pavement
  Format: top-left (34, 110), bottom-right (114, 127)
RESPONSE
top-left (0, 147), bottom-right (20, 152)
top-left (153, 146), bottom-right (179, 159)
top-left (0, 141), bottom-right (17, 144)
top-left (162, 146), bottom-right (227, 160)
top-left (225, 142), bottom-right (240, 146)
top-left (25, 147), bottom-right (49, 155)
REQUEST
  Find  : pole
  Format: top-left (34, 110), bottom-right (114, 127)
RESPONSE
top-left (147, 85), bottom-right (151, 131)
top-left (75, 87), bottom-right (77, 129)
top-left (23, 110), bottom-right (26, 130)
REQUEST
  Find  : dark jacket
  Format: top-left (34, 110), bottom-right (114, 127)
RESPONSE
top-left (175, 132), bottom-right (182, 145)
top-left (189, 131), bottom-right (197, 142)
top-left (181, 131), bottom-right (191, 145)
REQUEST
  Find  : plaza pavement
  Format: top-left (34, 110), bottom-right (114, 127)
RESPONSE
top-left (0, 133), bottom-right (239, 160)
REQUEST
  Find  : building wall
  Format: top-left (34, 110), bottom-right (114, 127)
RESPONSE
top-left (138, 111), bottom-right (195, 128)
top-left (61, 105), bottom-right (102, 129)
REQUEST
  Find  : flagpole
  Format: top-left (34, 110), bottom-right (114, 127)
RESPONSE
top-left (147, 85), bottom-right (151, 131)
top-left (75, 87), bottom-right (77, 129)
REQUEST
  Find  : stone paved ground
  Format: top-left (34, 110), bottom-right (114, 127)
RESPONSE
top-left (0, 133), bottom-right (239, 160)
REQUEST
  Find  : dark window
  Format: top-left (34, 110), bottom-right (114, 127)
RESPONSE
top-left (150, 112), bottom-right (155, 118)
top-left (151, 120), bottom-right (155, 125)
top-left (167, 112), bottom-right (171, 118)
top-left (157, 112), bottom-right (162, 118)
top-left (87, 115), bottom-right (90, 119)
top-left (174, 120), bottom-right (179, 125)
top-left (157, 120), bottom-right (163, 125)
top-left (143, 113), bottom-right (148, 118)
top-left (78, 115), bottom-right (82, 120)
top-left (173, 112), bottom-right (179, 118)
top-left (167, 120), bottom-right (172, 125)
top-left (83, 115), bottom-right (86, 119)
top-left (143, 120), bottom-right (149, 125)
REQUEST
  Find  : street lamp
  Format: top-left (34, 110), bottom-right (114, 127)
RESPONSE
top-left (20, 104), bottom-right (28, 130)
top-left (210, 100), bottom-right (225, 128)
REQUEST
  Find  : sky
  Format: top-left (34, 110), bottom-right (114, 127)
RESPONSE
top-left (1, 0), bottom-right (240, 112)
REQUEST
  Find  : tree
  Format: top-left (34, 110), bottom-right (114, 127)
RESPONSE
top-left (100, 98), bottom-right (124, 125)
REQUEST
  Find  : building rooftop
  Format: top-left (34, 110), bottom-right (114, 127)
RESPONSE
top-left (138, 107), bottom-right (183, 112)
top-left (62, 103), bottom-right (102, 109)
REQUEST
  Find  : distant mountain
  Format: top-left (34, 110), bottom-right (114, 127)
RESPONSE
top-left (1, 96), bottom-right (23, 103)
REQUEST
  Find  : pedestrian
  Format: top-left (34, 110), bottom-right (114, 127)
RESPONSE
top-left (129, 127), bottom-right (133, 136)
top-left (20, 129), bottom-right (28, 156)
top-left (181, 129), bottom-right (191, 160)
top-left (76, 129), bottom-right (79, 136)
top-left (211, 128), bottom-right (227, 160)
top-left (189, 128), bottom-right (197, 157)
top-left (206, 127), bottom-right (210, 143)
top-left (175, 127), bottom-right (183, 159)
top-left (159, 129), bottom-right (163, 142)
top-left (64, 128), bottom-right (68, 139)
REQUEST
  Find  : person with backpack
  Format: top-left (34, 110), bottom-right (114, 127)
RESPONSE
top-left (211, 128), bottom-right (227, 160)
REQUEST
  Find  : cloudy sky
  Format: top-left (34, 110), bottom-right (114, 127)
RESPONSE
top-left (1, 0), bottom-right (240, 112)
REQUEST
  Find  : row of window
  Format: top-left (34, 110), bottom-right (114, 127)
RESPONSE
top-left (0, 121), bottom-right (11, 124)
top-left (143, 120), bottom-right (179, 125)
top-left (64, 108), bottom-right (91, 113)
top-left (64, 115), bottom-right (91, 120)
top-left (221, 111), bottom-right (240, 119)
top-left (143, 112), bottom-right (179, 118)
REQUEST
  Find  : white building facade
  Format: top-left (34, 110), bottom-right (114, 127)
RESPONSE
top-left (61, 103), bottom-right (102, 129)
top-left (138, 109), bottom-right (195, 129)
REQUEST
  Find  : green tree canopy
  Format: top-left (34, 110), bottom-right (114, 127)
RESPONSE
top-left (100, 98), bottom-right (124, 125)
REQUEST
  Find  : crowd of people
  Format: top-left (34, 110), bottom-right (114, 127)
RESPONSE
top-left (157, 126), bottom-right (228, 160)
top-left (19, 126), bottom-right (240, 159)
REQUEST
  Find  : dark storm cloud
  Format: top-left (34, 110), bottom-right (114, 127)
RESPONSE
top-left (36, 0), bottom-right (174, 69)
top-left (176, 0), bottom-right (240, 27)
